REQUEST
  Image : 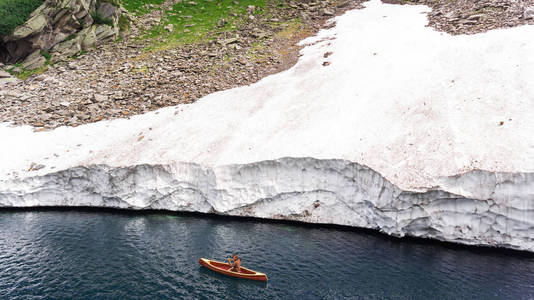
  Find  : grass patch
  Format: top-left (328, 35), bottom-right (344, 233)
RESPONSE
top-left (40, 50), bottom-right (51, 61)
top-left (121, 0), bottom-right (166, 15)
top-left (245, 40), bottom-right (267, 61)
top-left (71, 50), bottom-right (87, 59)
top-left (118, 14), bottom-right (131, 32)
top-left (7, 62), bottom-right (48, 80)
top-left (65, 32), bottom-right (78, 41)
top-left (244, 19), bottom-right (305, 63)
top-left (0, 0), bottom-right (44, 36)
top-left (140, 0), bottom-right (270, 50)
top-left (274, 19), bottom-right (305, 39)
top-left (16, 65), bottom-right (48, 79)
top-left (7, 51), bottom-right (52, 79)
top-left (100, 0), bottom-right (121, 6)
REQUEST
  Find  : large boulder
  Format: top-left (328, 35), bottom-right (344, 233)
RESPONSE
top-left (524, 6), bottom-right (534, 20)
top-left (0, 0), bottom-right (122, 64)
top-left (21, 50), bottom-right (46, 70)
top-left (79, 26), bottom-right (97, 49)
top-left (51, 38), bottom-right (82, 61)
top-left (94, 24), bottom-right (117, 43)
top-left (97, 2), bottom-right (120, 22)
top-left (0, 68), bottom-right (18, 85)
top-left (50, 23), bottom-right (118, 62)
top-left (11, 14), bottom-right (48, 40)
top-left (0, 69), bottom-right (11, 78)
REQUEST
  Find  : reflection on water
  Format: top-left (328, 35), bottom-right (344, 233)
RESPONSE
top-left (0, 210), bottom-right (533, 299)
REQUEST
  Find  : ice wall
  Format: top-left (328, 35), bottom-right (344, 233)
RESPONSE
top-left (1, 158), bottom-right (532, 251)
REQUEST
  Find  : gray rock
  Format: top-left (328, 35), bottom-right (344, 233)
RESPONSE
top-left (11, 14), bottom-right (48, 40)
top-left (524, 7), bottom-right (534, 20)
top-left (1, 0), bottom-right (122, 64)
top-left (217, 19), bottom-right (226, 28)
top-left (95, 25), bottom-right (117, 43)
top-left (219, 37), bottom-right (238, 45)
top-left (0, 77), bottom-right (18, 85)
top-left (164, 24), bottom-right (174, 32)
top-left (28, 163), bottom-right (45, 171)
top-left (0, 70), bottom-right (11, 78)
top-left (52, 39), bottom-right (82, 60)
top-left (92, 94), bottom-right (108, 102)
top-left (323, 9), bottom-right (335, 16)
top-left (21, 50), bottom-right (46, 70)
top-left (97, 2), bottom-right (120, 21)
top-left (34, 74), bottom-right (47, 81)
top-left (81, 13), bottom-right (94, 28)
top-left (79, 26), bottom-right (97, 49)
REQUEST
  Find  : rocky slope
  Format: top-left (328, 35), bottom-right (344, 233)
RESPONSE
top-left (0, 0), bottom-right (361, 128)
top-left (2, 0), bottom-right (533, 128)
top-left (1, 0), bottom-right (533, 251)
top-left (384, 0), bottom-right (534, 35)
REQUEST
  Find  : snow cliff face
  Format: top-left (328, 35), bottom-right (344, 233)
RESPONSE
top-left (1, 158), bottom-right (533, 251)
top-left (1, 0), bottom-right (534, 251)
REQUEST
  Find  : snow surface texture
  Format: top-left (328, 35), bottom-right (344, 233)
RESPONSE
top-left (1, 1), bottom-right (533, 251)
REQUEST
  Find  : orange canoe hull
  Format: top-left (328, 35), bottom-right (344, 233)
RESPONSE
top-left (199, 258), bottom-right (268, 281)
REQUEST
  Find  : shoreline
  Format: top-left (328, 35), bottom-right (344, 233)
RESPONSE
top-left (2, 205), bottom-right (534, 257)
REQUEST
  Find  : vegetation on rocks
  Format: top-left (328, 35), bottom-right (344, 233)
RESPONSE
top-left (142, 0), bottom-right (271, 47)
top-left (121, 0), bottom-right (166, 15)
top-left (0, 0), bottom-right (44, 36)
top-left (1, 0), bottom-right (122, 76)
top-left (91, 11), bottom-right (114, 27)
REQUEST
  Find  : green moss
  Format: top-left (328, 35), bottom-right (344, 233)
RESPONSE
top-left (65, 32), bottom-right (78, 41)
top-left (121, 0), bottom-right (166, 15)
top-left (118, 14), bottom-right (130, 32)
top-left (71, 50), bottom-right (87, 58)
top-left (99, 0), bottom-right (120, 7)
top-left (0, 0), bottom-right (44, 36)
top-left (16, 65), bottom-right (48, 79)
top-left (91, 11), bottom-right (114, 26)
top-left (7, 61), bottom-right (48, 80)
top-left (40, 50), bottom-right (51, 61)
top-left (140, 0), bottom-right (274, 50)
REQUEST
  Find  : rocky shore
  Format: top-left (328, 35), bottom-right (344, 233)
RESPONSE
top-left (1, 0), bottom-right (533, 129)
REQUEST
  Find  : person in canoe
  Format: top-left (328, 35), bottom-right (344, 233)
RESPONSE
top-left (227, 254), bottom-right (241, 272)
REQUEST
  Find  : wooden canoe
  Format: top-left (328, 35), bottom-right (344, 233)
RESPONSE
top-left (199, 258), bottom-right (268, 281)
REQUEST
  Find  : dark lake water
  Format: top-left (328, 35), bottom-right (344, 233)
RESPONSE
top-left (0, 210), bottom-right (533, 299)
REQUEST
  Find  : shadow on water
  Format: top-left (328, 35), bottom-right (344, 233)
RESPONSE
top-left (1, 206), bottom-right (533, 257)
top-left (198, 267), bottom-right (269, 289)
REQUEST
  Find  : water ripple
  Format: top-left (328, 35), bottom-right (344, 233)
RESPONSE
top-left (0, 211), bottom-right (533, 299)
